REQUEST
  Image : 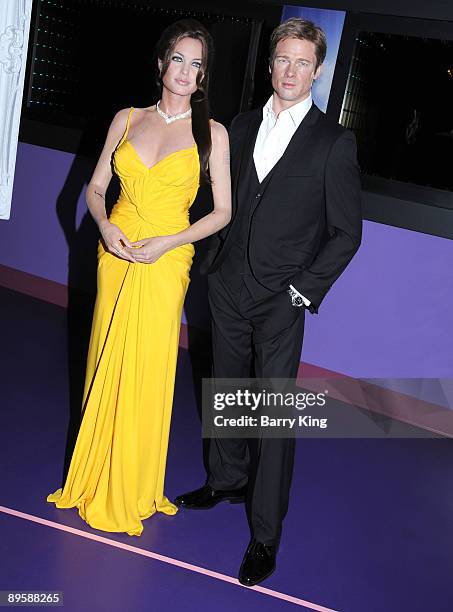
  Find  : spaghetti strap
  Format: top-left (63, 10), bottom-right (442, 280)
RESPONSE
top-left (119, 107), bottom-right (135, 145)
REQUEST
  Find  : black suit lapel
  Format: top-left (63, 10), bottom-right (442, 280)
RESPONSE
top-left (233, 109), bottom-right (262, 200)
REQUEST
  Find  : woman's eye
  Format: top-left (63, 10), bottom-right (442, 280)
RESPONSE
top-left (171, 55), bottom-right (183, 62)
top-left (192, 62), bottom-right (201, 69)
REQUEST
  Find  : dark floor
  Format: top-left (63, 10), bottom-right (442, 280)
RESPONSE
top-left (1, 286), bottom-right (453, 612)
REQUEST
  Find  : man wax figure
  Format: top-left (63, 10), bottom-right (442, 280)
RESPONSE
top-left (176, 17), bottom-right (362, 586)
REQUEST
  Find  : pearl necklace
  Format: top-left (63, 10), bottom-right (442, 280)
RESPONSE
top-left (156, 100), bottom-right (192, 124)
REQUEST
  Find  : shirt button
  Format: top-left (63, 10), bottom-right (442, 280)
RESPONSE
top-left (255, 193), bottom-right (261, 198)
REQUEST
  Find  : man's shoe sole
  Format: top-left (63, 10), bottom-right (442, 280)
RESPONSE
top-left (176, 495), bottom-right (245, 509)
top-left (238, 564), bottom-right (276, 587)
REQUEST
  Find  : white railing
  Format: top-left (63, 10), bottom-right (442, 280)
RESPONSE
top-left (0, 0), bottom-right (33, 220)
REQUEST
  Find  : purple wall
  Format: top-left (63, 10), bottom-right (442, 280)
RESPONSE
top-left (1, 142), bottom-right (452, 378)
top-left (1, 143), bottom-right (81, 284)
top-left (304, 222), bottom-right (453, 378)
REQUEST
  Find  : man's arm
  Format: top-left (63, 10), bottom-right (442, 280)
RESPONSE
top-left (289, 130), bottom-right (362, 313)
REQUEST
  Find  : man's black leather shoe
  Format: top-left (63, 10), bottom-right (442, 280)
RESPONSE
top-left (238, 539), bottom-right (276, 586)
top-left (174, 484), bottom-right (246, 509)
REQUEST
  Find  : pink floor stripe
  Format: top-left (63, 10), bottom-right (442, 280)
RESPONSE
top-left (0, 505), bottom-right (339, 612)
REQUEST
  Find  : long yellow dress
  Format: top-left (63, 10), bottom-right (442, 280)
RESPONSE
top-left (47, 107), bottom-right (199, 536)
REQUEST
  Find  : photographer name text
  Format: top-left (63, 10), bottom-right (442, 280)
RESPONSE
top-left (213, 415), bottom-right (328, 429)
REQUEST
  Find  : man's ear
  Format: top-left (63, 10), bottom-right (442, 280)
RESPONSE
top-left (313, 63), bottom-right (323, 81)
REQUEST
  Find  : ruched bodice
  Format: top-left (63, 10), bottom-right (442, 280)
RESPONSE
top-left (111, 107), bottom-right (199, 235)
top-left (47, 107), bottom-right (201, 536)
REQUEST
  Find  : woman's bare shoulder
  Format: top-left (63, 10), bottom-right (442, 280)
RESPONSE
top-left (133, 104), bottom-right (157, 117)
top-left (112, 107), bottom-right (132, 123)
top-left (111, 105), bottom-right (156, 129)
top-left (210, 119), bottom-right (228, 143)
top-left (105, 107), bottom-right (131, 138)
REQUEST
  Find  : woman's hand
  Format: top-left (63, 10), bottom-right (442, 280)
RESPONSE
top-left (125, 236), bottom-right (172, 264)
top-left (99, 220), bottom-right (137, 263)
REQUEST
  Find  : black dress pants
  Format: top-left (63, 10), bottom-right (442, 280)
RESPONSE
top-left (207, 269), bottom-right (305, 546)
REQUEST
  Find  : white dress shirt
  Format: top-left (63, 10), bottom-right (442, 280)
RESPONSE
top-left (253, 95), bottom-right (312, 307)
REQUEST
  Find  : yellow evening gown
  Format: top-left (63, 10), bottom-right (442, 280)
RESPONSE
top-left (47, 107), bottom-right (199, 536)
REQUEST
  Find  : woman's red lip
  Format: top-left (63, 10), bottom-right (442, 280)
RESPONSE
top-left (176, 79), bottom-right (189, 85)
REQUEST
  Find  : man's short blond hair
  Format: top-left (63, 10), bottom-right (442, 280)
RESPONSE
top-left (270, 18), bottom-right (327, 70)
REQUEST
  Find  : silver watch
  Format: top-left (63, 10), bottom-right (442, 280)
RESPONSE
top-left (287, 287), bottom-right (305, 307)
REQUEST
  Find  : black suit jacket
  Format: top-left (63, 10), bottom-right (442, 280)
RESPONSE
top-left (207, 104), bottom-right (362, 313)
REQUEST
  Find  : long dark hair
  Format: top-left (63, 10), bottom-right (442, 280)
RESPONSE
top-left (155, 19), bottom-right (214, 184)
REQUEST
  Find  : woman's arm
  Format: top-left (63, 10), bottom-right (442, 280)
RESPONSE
top-left (126, 121), bottom-right (231, 263)
top-left (86, 108), bottom-right (137, 262)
